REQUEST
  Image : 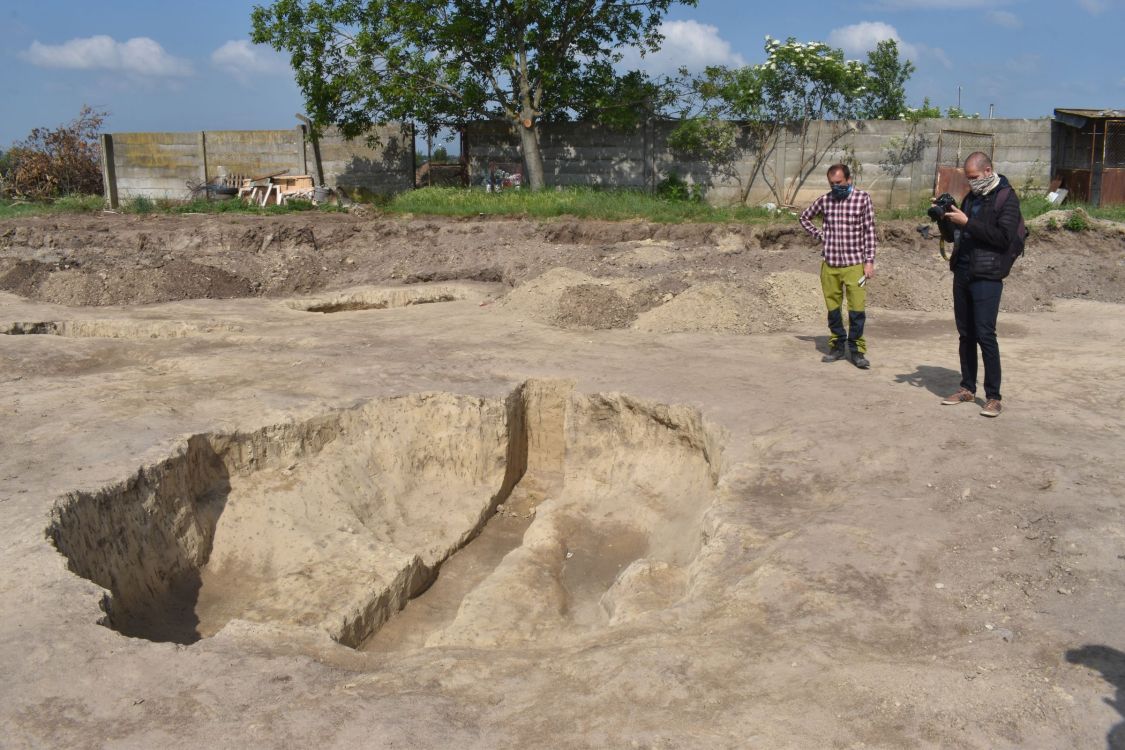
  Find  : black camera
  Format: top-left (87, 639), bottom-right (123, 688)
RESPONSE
top-left (927, 192), bottom-right (957, 222)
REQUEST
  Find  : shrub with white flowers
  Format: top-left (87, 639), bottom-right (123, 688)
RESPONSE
top-left (671, 36), bottom-right (877, 206)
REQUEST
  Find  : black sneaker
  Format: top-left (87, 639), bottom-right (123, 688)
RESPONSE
top-left (850, 349), bottom-right (870, 369)
top-left (822, 345), bottom-right (847, 363)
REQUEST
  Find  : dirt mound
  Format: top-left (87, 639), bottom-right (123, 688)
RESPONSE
top-left (498, 267), bottom-right (607, 324)
top-left (554, 284), bottom-right (638, 329)
top-left (498, 268), bottom-right (683, 330)
top-left (543, 219), bottom-right (753, 247)
top-left (762, 271), bottom-right (823, 325)
top-left (628, 272), bottom-right (821, 335)
top-left (632, 282), bottom-right (760, 334)
top-left (1028, 208), bottom-right (1125, 237)
top-left (0, 257), bottom-right (252, 306)
top-left (1, 212), bottom-right (1122, 315)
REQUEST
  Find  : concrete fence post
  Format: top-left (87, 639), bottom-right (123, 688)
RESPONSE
top-left (199, 133), bottom-right (207, 180)
top-left (100, 133), bottom-right (118, 209)
top-left (298, 125), bottom-right (309, 177)
top-left (644, 117), bottom-right (655, 193)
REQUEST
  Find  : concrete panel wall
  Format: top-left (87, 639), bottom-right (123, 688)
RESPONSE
top-left (465, 117), bottom-right (1052, 209)
top-left (105, 124), bottom-right (414, 203)
top-left (319, 124), bottom-right (414, 195)
top-left (111, 132), bottom-right (204, 200)
top-left (466, 121), bottom-right (651, 189)
top-left (204, 129), bottom-right (305, 182)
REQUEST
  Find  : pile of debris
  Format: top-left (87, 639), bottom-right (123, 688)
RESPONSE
top-left (188, 170), bottom-right (340, 207)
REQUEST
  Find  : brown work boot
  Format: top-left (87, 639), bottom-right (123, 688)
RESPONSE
top-left (980, 399), bottom-right (1002, 418)
top-left (941, 388), bottom-right (974, 405)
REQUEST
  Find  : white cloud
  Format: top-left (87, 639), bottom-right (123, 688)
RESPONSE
top-left (211, 40), bottom-right (290, 82)
top-left (987, 10), bottom-right (1023, 27)
top-left (827, 21), bottom-right (952, 69)
top-left (22, 35), bottom-right (192, 77)
top-left (1077, 0), bottom-right (1110, 13)
top-left (620, 20), bottom-right (746, 75)
top-left (829, 21), bottom-right (915, 58)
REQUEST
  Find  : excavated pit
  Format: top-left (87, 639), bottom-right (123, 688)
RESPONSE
top-left (1, 320), bottom-right (244, 338)
top-left (47, 380), bottom-right (722, 650)
top-left (287, 284), bottom-right (480, 314)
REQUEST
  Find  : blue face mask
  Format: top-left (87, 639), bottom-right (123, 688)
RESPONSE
top-left (831, 183), bottom-right (853, 200)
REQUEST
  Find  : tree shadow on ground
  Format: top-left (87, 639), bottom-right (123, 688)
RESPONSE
top-left (893, 365), bottom-right (961, 399)
top-left (1066, 645), bottom-right (1125, 750)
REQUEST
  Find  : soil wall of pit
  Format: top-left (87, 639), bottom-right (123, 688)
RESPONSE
top-left (48, 381), bottom-right (723, 650)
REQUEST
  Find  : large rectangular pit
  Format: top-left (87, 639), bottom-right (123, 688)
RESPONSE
top-left (47, 381), bottom-right (722, 650)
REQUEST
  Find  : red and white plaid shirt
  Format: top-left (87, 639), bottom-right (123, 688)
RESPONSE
top-left (799, 189), bottom-right (877, 267)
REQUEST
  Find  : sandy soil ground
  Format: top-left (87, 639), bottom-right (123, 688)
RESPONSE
top-left (0, 211), bottom-right (1123, 749)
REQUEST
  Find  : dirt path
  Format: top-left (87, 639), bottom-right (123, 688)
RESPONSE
top-left (0, 213), bottom-right (1122, 748)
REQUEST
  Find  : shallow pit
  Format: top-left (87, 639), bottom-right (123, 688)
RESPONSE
top-left (47, 380), bottom-right (722, 650)
top-left (1, 320), bottom-right (243, 338)
top-left (287, 284), bottom-right (481, 313)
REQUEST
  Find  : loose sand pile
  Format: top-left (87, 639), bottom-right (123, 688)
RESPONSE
top-left (503, 268), bottom-right (827, 335)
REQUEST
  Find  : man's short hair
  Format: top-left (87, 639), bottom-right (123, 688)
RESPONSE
top-left (827, 163), bottom-right (851, 180)
top-left (965, 152), bottom-right (993, 170)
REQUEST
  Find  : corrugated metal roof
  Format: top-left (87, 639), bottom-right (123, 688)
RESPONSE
top-left (1055, 108), bottom-right (1125, 118)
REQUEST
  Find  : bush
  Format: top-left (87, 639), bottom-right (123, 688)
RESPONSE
top-left (2, 106), bottom-right (105, 201)
top-left (1018, 194), bottom-right (1053, 220)
top-left (1063, 210), bottom-right (1090, 232)
top-left (124, 196), bottom-right (156, 214)
top-left (656, 172), bottom-right (703, 203)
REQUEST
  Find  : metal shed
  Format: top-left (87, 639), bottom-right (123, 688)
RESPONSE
top-left (1052, 108), bottom-right (1125, 206)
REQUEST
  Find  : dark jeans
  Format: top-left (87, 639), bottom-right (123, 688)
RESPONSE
top-left (953, 271), bottom-right (1003, 400)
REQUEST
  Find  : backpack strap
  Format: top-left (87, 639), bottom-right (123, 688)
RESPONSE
top-left (994, 185), bottom-right (1011, 212)
top-left (992, 185), bottom-right (1028, 255)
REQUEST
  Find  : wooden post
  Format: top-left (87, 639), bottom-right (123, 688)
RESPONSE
top-left (100, 133), bottom-right (118, 209)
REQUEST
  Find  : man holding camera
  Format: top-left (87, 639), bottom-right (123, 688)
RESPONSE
top-left (800, 164), bottom-right (877, 369)
top-left (938, 151), bottom-right (1023, 418)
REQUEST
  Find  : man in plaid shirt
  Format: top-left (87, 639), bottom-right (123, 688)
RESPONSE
top-left (799, 163), bottom-right (877, 369)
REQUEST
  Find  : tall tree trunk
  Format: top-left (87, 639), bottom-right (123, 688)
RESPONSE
top-left (517, 115), bottom-right (546, 191)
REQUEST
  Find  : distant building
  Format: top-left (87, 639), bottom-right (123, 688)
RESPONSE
top-left (1052, 108), bottom-right (1125, 206)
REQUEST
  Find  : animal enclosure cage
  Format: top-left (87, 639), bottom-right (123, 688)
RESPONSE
top-left (1052, 109), bottom-right (1125, 206)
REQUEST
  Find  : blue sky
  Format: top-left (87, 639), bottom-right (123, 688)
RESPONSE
top-left (1, 0), bottom-right (1121, 147)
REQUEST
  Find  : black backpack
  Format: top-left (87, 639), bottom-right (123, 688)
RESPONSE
top-left (993, 186), bottom-right (1028, 258)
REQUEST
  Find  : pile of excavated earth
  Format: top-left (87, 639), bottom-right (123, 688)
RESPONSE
top-left (0, 208), bottom-right (1123, 748)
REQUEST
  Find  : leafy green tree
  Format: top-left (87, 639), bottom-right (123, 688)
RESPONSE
top-left (251, 0), bottom-right (695, 191)
top-left (671, 37), bottom-right (868, 205)
top-left (905, 97), bottom-right (941, 121)
top-left (945, 106), bottom-right (980, 119)
top-left (861, 39), bottom-right (914, 120)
